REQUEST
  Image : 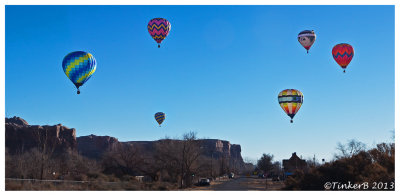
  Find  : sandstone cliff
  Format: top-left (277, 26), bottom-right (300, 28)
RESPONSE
top-left (5, 116), bottom-right (76, 154)
top-left (77, 134), bottom-right (119, 159)
top-left (5, 117), bottom-right (244, 168)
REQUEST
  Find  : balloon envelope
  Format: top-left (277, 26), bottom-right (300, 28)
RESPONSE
top-left (332, 43), bottom-right (354, 71)
top-left (62, 51), bottom-right (96, 93)
top-left (298, 30), bottom-right (316, 53)
top-left (154, 112), bottom-right (166, 126)
top-left (148, 18), bottom-right (171, 47)
top-left (278, 89), bottom-right (303, 122)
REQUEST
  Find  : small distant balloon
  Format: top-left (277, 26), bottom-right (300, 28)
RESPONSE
top-left (278, 89), bottom-right (303, 123)
top-left (62, 51), bottom-right (96, 94)
top-left (332, 43), bottom-right (354, 73)
top-left (148, 18), bottom-right (171, 48)
top-left (154, 112), bottom-right (166, 127)
top-left (298, 30), bottom-right (316, 53)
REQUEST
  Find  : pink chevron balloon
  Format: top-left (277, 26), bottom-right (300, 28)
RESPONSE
top-left (147, 18), bottom-right (171, 48)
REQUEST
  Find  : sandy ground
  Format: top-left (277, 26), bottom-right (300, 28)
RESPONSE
top-left (188, 176), bottom-right (285, 191)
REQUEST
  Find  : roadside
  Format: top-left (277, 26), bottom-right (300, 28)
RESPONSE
top-left (187, 175), bottom-right (285, 191)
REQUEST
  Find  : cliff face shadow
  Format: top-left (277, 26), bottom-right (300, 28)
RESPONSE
top-left (5, 116), bottom-right (247, 190)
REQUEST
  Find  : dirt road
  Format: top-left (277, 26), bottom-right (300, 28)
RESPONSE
top-left (189, 176), bottom-right (285, 191)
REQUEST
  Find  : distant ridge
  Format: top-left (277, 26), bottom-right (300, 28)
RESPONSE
top-left (5, 117), bottom-right (245, 169)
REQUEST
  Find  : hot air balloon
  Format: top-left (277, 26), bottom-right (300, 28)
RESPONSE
top-left (154, 112), bottom-right (166, 127)
top-left (298, 30), bottom-right (316, 53)
top-left (62, 51), bottom-right (96, 94)
top-left (147, 18), bottom-right (171, 48)
top-left (278, 89), bottom-right (303, 123)
top-left (332, 43), bottom-right (354, 73)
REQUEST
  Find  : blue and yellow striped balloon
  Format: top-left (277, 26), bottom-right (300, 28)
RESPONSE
top-left (62, 51), bottom-right (96, 94)
top-left (154, 112), bottom-right (165, 127)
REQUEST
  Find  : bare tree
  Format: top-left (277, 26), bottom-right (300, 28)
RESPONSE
top-left (241, 162), bottom-right (256, 176)
top-left (305, 155), bottom-right (321, 169)
top-left (6, 127), bottom-right (58, 180)
top-left (244, 157), bottom-right (257, 165)
top-left (6, 148), bottom-right (28, 178)
top-left (113, 143), bottom-right (144, 172)
top-left (390, 130), bottom-right (394, 142)
top-left (154, 132), bottom-right (203, 188)
top-left (271, 161), bottom-right (282, 176)
top-left (218, 155), bottom-right (230, 176)
top-left (155, 138), bottom-right (181, 182)
top-left (31, 127), bottom-right (57, 180)
top-left (180, 132), bottom-right (203, 187)
top-left (335, 139), bottom-right (366, 159)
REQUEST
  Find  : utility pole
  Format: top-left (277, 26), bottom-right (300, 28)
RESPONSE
top-left (180, 143), bottom-right (186, 189)
top-left (313, 154), bottom-right (316, 167)
top-left (265, 171), bottom-right (268, 190)
top-left (210, 152), bottom-right (213, 178)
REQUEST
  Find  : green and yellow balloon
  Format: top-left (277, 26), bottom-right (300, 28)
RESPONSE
top-left (62, 51), bottom-right (96, 94)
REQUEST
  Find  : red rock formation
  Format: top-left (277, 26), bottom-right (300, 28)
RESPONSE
top-left (77, 134), bottom-right (119, 159)
top-left (5, 117), bottom-right (244, 168)
top-left (5, 117), bottom-right (77, 154)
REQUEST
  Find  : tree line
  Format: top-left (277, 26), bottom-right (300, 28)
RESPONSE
top-left (6, 131), bottom-right (243, 190)
top-left (252, 138), bottom-right (394, 190)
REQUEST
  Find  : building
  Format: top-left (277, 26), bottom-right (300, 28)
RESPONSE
top-left (282, 152), bottom-right (307, 176)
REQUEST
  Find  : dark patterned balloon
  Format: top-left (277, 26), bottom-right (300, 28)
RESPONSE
top-left (147, 18), bottom-right (171, 48)
top-left (154, 112), bottom-right (166, 127)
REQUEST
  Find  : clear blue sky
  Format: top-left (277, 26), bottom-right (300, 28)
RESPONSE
top-left (5, 5), bottom-right (394, 162)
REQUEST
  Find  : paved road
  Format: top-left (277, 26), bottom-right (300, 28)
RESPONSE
top-left (190, 176), bottom-right (284, 191)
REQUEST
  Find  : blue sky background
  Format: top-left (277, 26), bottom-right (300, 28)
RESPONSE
top-left (5, 5), bottom-right (394, 162)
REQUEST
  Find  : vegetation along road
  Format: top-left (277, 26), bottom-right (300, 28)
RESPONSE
top-left (189, 176), bottom-right (285, 191)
